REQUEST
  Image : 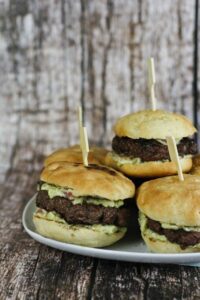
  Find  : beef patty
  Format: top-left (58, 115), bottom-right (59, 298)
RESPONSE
top-left (147, 218), bottom-right (200, 249)
top-left (112, 136), bottom-right (197, 162)
top-left (36, 190), bottom-right (130, 227)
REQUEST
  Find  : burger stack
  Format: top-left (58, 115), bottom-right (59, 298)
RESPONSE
top-left (33, 108), bottom-right (200, 253)
top-left (137, 175), bottom-right (200, 253)
top-left (34, 162), bottom-right (135, 247)
top-left (105, 110), bottom-right (197, 178)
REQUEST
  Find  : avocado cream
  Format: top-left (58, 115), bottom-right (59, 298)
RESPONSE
top-left (35, 209), bottom-right (127, 235)
top-left (111, 151), bottom-right (191, 166)
top-left (139, 212), bottom-right (200, 248)
top-left (40, 183), bottom-right (124, 208)
top-left (111, 152), bottom-right (141, 166)
top-left (139, 212), bottom-right (200, 233)
top-left (72, 197), bottom-right (124, 208)
top-left (41, 183), bottom-right (67, 198)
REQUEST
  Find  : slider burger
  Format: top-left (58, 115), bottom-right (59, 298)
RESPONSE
top-left (106, 110), bottom-right (197, 178)
top-left (137, 175), bottom-right (200, 253)
top-left (44, 145), bottom-right (108, 167)
top-left (33, 162), bottom-right (135, 247)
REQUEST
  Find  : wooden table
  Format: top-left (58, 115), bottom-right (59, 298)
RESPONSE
top-left (0, 148), bottom-right (200, 300)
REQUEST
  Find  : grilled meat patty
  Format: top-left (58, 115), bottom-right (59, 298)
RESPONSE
top-left (147, 218), bottom-right (200, 249)
top-left (36, 190), bottom-right (130, 227)
top-left (112, 136), bottom-right (197, 162)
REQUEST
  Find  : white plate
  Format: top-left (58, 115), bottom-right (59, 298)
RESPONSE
top-left (22, 195), bottom-right (200, 266)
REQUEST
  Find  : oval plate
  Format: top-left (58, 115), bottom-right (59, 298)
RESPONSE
top-left (22, 195), bottom-right (200, 266)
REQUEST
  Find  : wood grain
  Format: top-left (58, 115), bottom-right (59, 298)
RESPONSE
top-left (0, 0), bottom-right (197, 182)
top-left (0, 0), bottom-right (200, 299)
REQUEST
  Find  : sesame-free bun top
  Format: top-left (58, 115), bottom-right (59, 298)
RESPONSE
top-left (114, 110), bottom-right (196, 139)
top-left (44, 145), bottom-right (108, 167)
top-left (41, 162), bottom-right (135, 200)
top-left (137, 174), bottom-right (200, 226)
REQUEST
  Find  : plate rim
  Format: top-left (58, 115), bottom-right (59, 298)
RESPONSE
top-left (22, 195), bottom-right (200, 264)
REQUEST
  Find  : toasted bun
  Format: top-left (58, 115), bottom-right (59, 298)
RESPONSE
top-left (44, 145), bottom-right (108, 167)
top-left (137, 174), bottom-right (200, 226)
top-left (190, 154), bottom-right (200, 175)
top-left (41, 161), bottom-right (135, 200)
top-left (142, 234), bottom-right (200, 253)
top-left (33, 214), bottom-right (126, 247)
top-left (105, 152), bottom-right (192, 178)
top-left (114, 110), bottom-right (196, 139)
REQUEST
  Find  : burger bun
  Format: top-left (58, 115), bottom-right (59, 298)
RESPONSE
top-left (33, 214), bottom-right (126, 248)
top-left (105, 152), bottom-right (192, 178)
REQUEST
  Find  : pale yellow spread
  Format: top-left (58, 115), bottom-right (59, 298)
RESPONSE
top-left (111, 151), bottom-right (191, 166)
top-left (41, 183), bottom-right (124, 208)
top-left (139, 212), bottom-right (200, 248)
top-left (41, 183), bottom-right (67, 198)
top-left (72, 197), bottom-right (124, 208)
top-left (35, 208), bottom-right (127, 235)
top-left (111, 152), bottom-right (141, 166)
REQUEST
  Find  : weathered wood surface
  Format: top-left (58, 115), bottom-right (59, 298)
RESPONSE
top-left (0, 0), bottom-right (198, 182)
top-left (0, 0), bottom-right (200, 299)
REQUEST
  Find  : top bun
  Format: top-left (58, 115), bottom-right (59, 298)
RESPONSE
top-left (114, 110), bottom-right (196, 139)
top-left (41, 161), bottom-right (135, 201)
top-left (44, 145), bottom-right (108, 167)
top-left (137, 174), bottom-right (200, 226)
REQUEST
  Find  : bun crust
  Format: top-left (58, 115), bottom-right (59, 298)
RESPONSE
top-left (190, 154), bottom-right (200, 176)
top-left (114, 110), bottom-right (196, 139)
top-left (142, 234), bottom-right (200, 253)
top-left (137, 174), bottom-right (200, 226)
top-left (44, 145), bottom-right (108, 166)
top-left (33, 215), bottom-right (126, 247)
top-left (105, 152), bottom-right (192, 178)
top-left (41, 161), bottom-right (135, 200)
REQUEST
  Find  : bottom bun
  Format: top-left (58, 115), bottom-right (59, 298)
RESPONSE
top-left (33, 215), bottom-right (126, 248)
top-left (142, 234), bottom-right (200, 253)
top-left (105, 153), bottom-right (192, 178)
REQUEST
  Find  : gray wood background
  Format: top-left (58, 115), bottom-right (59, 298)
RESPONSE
top-left (0, 0), bottom-right (199, 181)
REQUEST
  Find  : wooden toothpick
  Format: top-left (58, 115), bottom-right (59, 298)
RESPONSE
top-left (166, 136), bottom-right (184, 181)
top-left (148, 57), bottom-right (156, 111)
top-left (80, 126), bottom-right (89, 166)
top-left (77, 106), bottom-right (89, 166)
top-left (78, 106), bottom-right (82, 131)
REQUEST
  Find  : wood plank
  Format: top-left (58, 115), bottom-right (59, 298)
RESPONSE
top-left (81, 0), bottom-right (196, 144)
top-left (91, 260), bottom-right (145, 299)
top-left (0, 0), bottom-right (196, 180)
top-left (141, 264), bottom-right (182, 299)
top-left (0, 143), bottom-right (95, 300)
top-left (91, 261), bottom-right (200, 300)
top-left (0, 0), bottom-right (82, 184)
top-left (181, 265), bottom-right (200, 299)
